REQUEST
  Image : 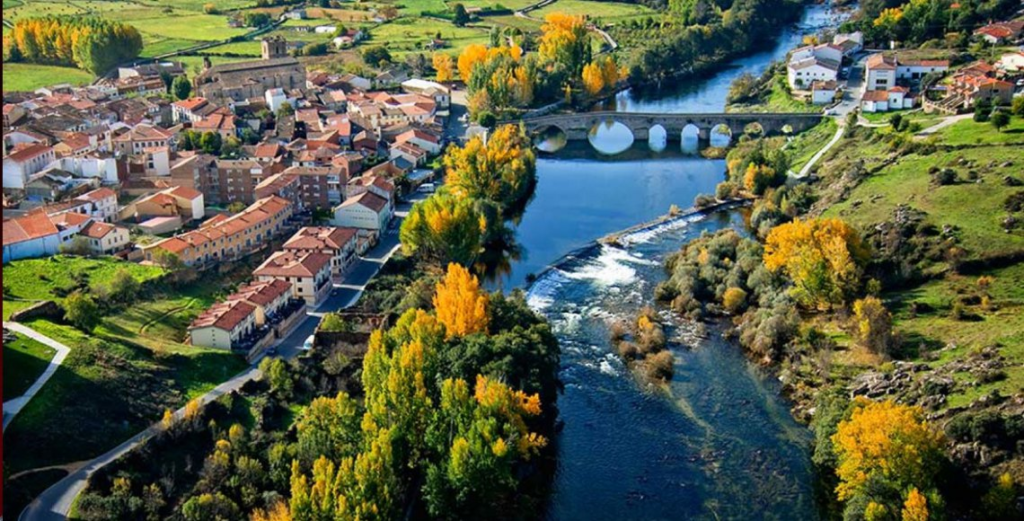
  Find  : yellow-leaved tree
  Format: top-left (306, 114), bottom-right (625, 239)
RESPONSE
top-left (538, 13), bottom-right (590, 76)
top-left (852, 296), bottom-right (895, 356)
top-left (399, 192), bottom-right (484, 266)
top-left (763, 218), bottom-right (870, 309)
top-left (831, 398), bottom-right (945, 505)
top-left (434, 263), bottom-right (489, 338)
top-left (901, 488), bottom-right (928, 521)
top-left (581, 61), bottom-right (604, 96)
top-left (458, 43), bottom-right (488, 83)
top-left (443, 124), bottom-right (536, 213)
top-left (433, 52), bottom-right (454, 83)
top-left (251, 501), bottom-right (291, 521)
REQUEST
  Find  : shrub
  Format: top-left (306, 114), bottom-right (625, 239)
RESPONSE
top-left (646, 350), bottom-right (674, 380)
top-left (722, 287), bottom-right (747, 314)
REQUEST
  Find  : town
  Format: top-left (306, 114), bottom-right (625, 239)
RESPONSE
top-left (3, 0), bottom-right (1024, 520)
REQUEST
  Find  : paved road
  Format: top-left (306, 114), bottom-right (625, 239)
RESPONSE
top-left (3, 322), bottom-right (72, 430)
top-left (794, 118), bottom-right (846, 178)
top-left (18, 197), bottom-right (423, 521)
top-left (914, 113), bottom-right (973, 139)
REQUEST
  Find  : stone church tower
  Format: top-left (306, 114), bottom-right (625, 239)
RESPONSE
top-left (261, 36), bottom-right (287, 60)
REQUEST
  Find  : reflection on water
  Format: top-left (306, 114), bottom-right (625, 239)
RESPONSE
top-left (595, 3), bottom-right (844, 115)
top-left (536, 126), bottom-right (568, 153)
top-left (588, 120), bottom-right (635, 155)
top-left (648, 126), bottom-right (667, 152)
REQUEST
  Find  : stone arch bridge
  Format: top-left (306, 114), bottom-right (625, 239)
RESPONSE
top-left (519, 111), bottom-right (824, 141)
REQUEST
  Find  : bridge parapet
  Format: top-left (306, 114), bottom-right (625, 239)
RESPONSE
top-left (517, 111), bottom-right (824, 142)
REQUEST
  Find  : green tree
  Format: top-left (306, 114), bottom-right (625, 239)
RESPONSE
top-left (243, 12), bottom-right (272, 27)
top-left (106, 269), bottom-right (140, 306)
top-left (181, 493), bottom-right (240, 521)
top-left (220, 136), bottom-right (241, 158)
top-left (453, 3), bottom-right (470, 27)
top-left (361, 46), bottom-right (392, 67)
top-left (64, 290), bottom-right (100, 332)
top-left (991, 110), bottom-right (1010, 132)
top-left (199, 132), bottom-right (222, 155)
top-left (159, 69), bottom-right (173, 93)
top-left (1012, 96), bottom-right (1024, 117)
top-left (399, 193), bottom-right (484, 266)
top-left (259, 357), bottom-right (293, 398)
top-left (295, 392), bottom-right (362, 465)
top-left (172, 75), bottom-right (192, 101)
top-left (276, 101), bottom-right (295, 119)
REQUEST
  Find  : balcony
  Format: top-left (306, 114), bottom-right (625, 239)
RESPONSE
top-left (232, 325), bottom-right (271, 353)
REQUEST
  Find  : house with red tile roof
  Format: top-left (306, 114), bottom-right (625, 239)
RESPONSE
top-left (188, 299), bottom-right (259, 350)
top-left (227, 279), bottom-right (298, 327)
top-left (330, 191), bottom-right (392, 231)
top-left (2, 210), bottom-right (61, 263)
top-left (283, 226), bottom-right (359, 280)
top-left (254, 250), bottom-right (333, 306)
top-left (78, 220), bottom-right (130, 254)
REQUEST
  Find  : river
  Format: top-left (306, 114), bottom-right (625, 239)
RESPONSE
top-left (489, 3), bottom-right (847, 519)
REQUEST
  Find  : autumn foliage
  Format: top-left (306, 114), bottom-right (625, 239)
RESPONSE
top-left (400, 192), bottom-right (484, 266)
top-left (582, 55), bottom-right (621, 96)
top-left (832, 398), bottom-right (945, 505)
top-left (538, 13), bottom-right (590, 77)
top-left (10, 17), bottom-right (143, 74)
top-left (443, 124), bottom-right (536, 213)
top-left (764, 218), bottom-right (870, 309)
top-left (432, 52), bottom-right (454, 83)
top-left (433, 263), bottom-right (489, 339)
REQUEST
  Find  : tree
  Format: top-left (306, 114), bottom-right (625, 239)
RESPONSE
top-left (10, 17), bottom-right (143, 74)
top-left (581, 61), bottom-right (604, 96)
top-left (764, 218), bottom-right (870, 309)
top-left (901, 488), bottom-right (928, 521)
top-left (432, 52), bottom-right (454, 83)
top-left (991, 110), bottom-right (1010, 132)
top-left (107, 269), bottom-right (140, 306)
top-left (457, 43), bottom-right (488, 83)
top-left (399, 193), bottom-right (483, 266)
top-left (295, 392), bottom-right (362, 465)
top-left (743, 162), bottom-right (778, 195)
top-left (433, 263), bottom-right (489, 339)
top-left (60, 235), bottom-right (92, 256)
top-left (852, 296), bottom-right (895, 356)
top-left (227, 201), bottom-right (247, 213)
top-left (64, 290), bottom-right (100, 332)
top-left (239, 127), bottom-right (260, 145)
top-left (181, 493), bottom-right (239, 521)
top-left (276, 101), bottom-right (295, 119)
top-left (443, 124), bottom-right (536, 213)
top-left (259, 357), bottom-right (293, 398)
top-left (159, 69), bottom-right (173, 93)
top-left (361, 46), bottom-right (391, 67)
top-left (722, 287), bottom-right (747, 314)
top-left (251, 501), bottom-right (292, 521)
top-left (203, 3), bottom-right (219, 14)
top-left (172, 75), bottom-right (192, 101)
top-left (832, 398), bottom-right (945, 505)
top-left (319, 313), bottom-right (353, 333)
top-left (244, 12), bottom-right (272, 27)
top-left (453, 3), bottom-right (470, 27)
top-left (220, 136), bottom-right (242, 158)
top-left (1012, 96), bottom-right (1024, 117)
top-left (199, 131), bottom-right (222, 155)
top-left (538, 13), bottom-right (590, 78)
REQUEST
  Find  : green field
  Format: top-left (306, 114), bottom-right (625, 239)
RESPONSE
top-left (825, 144), bottom-right (1024, 262)
top-left (887, 262), bottom-right (1024, 409)
top-left (2, 256), bottom-right (165, 319)
top-left (367, 17), bottom-right (490, 56)
top-left (533, 0), bottom-right (654, 23)
top-left (3, 335), bottom-right (56, 399)
top-left (458, 0), bottom-right (538, 10)
top-left (176, 54), bottom-right (253, 75)
top-left (928, 116), bottom-right (1024, 146)
top-left (2, 62), bottom-right (94, 92)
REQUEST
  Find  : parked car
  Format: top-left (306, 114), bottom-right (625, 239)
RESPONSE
top-left (302, 335), bottom-right (314, 351)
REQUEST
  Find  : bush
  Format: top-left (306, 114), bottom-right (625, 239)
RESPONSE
top-left (646, 351), bottom-right (675, 380)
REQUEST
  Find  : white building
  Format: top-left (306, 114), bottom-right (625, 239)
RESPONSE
top-left (78, 220), bottom-right (130, 255)
top-left (787, 57), bottom-right (840, 89)
top-left (188, 300), bottom-right (258, 350)
top-left (401, 78), bottom-right (451, 109)
top-left (3, 144), bottom-right (56, 189)
top-left (861, 87), bottom-right (914, 113)
top-left (228, 279), bottom-right (296, 327)
top-left (866, 53), bottom-right (950, 91)
top-left (49, 155), bottom-right (120, 185)
top-left (75, 187), bottom-right (120, 222)
top-left (265, 88), bottom-right (294, 113)
top-left (2, 211), bottom-right (62, 263)
top-left (254, 251), bottom-right (333, 307)
top-left (330, 192), bottom-right (392, 231)
top-left (394, 129), bottom-right (442, 155)
top-left (811, 81), bottom-right (839, 105)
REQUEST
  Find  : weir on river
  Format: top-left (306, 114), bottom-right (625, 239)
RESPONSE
top-left (488, 3), bottom-right (848, 518)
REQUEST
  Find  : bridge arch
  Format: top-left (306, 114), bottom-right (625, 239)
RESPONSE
top-left (709, 123), bottom-right (732, 147)
top-left (648, 124), bottom-right (667, 152)
top-left (588, 118), bottom-right (634, 155)
top-left (532, 124), bottom-right (568, 153)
